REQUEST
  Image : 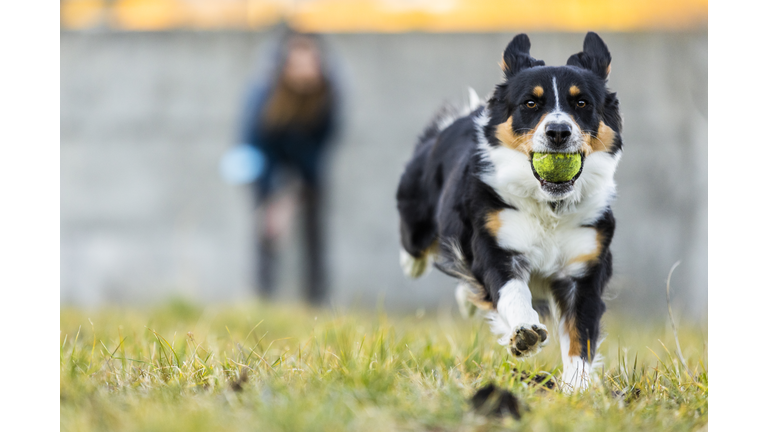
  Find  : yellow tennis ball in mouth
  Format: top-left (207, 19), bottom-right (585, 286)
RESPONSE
top-left (531, 152), bottom-right (582, 182)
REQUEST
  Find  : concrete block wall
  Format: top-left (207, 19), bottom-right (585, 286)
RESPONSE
top-left (61, 31), bottom-right (707, 318)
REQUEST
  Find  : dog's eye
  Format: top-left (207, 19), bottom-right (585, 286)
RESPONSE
top-left (525, 100), bottom-right (537, 109)
top-left (577, 100), bottom-right (587, 108)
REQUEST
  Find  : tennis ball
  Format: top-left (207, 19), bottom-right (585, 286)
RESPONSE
top-left (531, 152), bottom-right (582, 182)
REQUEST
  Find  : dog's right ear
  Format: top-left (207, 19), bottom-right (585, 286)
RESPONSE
top-left (502, 34), bottom-right (545, 77)
top-left (566, 32), bottom-right (612, 80)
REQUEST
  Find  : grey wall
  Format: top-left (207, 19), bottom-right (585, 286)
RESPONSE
top-left (61, 31), bottom-right (707, 318)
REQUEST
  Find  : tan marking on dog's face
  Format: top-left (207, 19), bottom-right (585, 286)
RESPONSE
top-left (569, 85), bottom-right (580, 96)
top-left (495, 115), bottom-right (543, 154)
top-left (485, 209), bottom-right (503, 237)
top-left (568, 230), bottom-right (603, 265)
top-left (582, 121), bottom-right (616, 156)
top-left (533, 85), bottom-right (544, 97)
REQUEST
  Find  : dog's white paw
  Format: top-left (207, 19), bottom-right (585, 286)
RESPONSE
top-left (399, 248), bottom-right (432, 279)
top-left (560, 356), bottom-right (593, 393)
top-left (508, 323), bottom-right (548, 357)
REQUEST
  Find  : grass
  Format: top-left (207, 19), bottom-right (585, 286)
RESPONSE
top-left (60, 299), bottom-right (707, 431)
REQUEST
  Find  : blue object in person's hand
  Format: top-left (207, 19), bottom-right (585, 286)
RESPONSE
top-left (219, 144), bottom-right (266, 185)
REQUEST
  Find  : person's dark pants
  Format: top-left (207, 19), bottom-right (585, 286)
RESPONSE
top-left (256, 182), bottom-right (327, 305)
top-left (301, 185), bottom-right (326, 304)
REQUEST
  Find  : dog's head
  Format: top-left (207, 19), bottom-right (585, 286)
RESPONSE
top-left (483, 32), bottom-right (622, 199)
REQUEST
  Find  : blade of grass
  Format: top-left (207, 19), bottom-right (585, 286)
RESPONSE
top-left (665, 261), bottom-right (693, 379)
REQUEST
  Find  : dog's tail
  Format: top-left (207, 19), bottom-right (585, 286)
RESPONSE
top-left (417, 87), bottom-right (484, 147)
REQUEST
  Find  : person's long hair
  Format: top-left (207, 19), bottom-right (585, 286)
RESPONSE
top-left (261, 33), bottom-right (331, 133)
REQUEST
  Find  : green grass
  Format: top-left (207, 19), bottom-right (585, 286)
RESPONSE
top-left (60, 299), bottom-right (707, 431)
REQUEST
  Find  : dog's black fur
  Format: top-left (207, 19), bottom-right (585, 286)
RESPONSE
top-left (396, 33), bottom-right (622, 389)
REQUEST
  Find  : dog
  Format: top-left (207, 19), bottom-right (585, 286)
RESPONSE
top-left (396, 32), bottom-right (622, 392)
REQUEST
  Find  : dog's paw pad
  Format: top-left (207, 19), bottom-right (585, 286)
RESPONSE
top-left (508, 324), bottom-right (548, 357)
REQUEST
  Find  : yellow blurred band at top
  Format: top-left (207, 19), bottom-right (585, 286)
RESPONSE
top-left (61, 0), bottom-right (707, 32)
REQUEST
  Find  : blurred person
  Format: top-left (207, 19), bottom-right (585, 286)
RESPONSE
top-left (236, 29), bottom-right (340, 305)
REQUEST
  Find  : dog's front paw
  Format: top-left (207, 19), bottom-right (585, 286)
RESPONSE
top-left (508, 324), bottom-right (548, 357)
top-left (560, 356), bottom-right (593, 393)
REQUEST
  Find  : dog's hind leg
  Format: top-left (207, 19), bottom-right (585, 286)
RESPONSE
top-left (455, 282), bottom-right (478, 318)
top-left (397, 198), bottom-right (437, 279)
top-left (399, 241), bottom-right (436, 279)
top-left (396, 141), bottom-right (440, 279)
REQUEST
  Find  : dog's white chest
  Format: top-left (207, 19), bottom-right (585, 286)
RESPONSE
top-left (493, 207), bottom-right (599, 278)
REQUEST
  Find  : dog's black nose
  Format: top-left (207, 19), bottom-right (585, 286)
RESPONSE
top-left (545, 123), bottom-right (571, 147)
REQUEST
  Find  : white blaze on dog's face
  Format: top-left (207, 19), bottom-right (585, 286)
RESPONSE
top-left (479, 32), bottom-right (623, 202)
top-left (529, 77), bottom-right (588, 156)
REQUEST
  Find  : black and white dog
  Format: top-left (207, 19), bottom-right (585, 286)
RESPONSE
top-left (396, 32), bottom-right (622, 391)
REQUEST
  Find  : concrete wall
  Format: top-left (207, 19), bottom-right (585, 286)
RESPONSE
top-left (61, 31), bottom-right (707, 318)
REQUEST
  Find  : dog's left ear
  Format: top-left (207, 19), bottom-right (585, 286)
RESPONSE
top-left (567, 32), bottom-right (612, 80)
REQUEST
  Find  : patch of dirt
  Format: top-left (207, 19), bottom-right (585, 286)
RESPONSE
top-left (470, 383), bottom-right (521, 419)
top-left (511, 368), bottom-right (557, 391)
top-left (230, 368), bottom-right (248, 392)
